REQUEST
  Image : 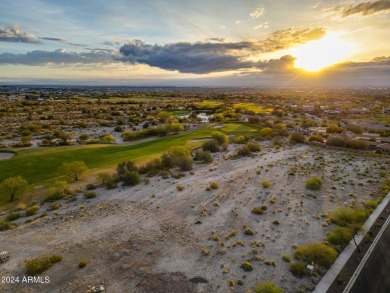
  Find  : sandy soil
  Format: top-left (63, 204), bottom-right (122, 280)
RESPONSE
top-left (1, 144), bottom-right (389, 293)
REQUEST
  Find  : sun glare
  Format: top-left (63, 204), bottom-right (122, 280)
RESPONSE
top-left (291, 33), bottom-right (355, 72)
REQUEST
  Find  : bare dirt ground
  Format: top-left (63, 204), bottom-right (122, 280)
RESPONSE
top-left (1, 143), bottom-right (389, 293)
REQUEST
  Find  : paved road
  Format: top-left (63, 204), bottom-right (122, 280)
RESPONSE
top-left (349, 221), bottom-right (390, 293)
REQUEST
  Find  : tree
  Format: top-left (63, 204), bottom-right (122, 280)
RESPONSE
top-left (0, 176), bottom-right (28, 202)
top-left (58, 161), bottom-right (87, 181)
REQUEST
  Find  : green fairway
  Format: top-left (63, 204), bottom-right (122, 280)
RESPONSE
top-left (234, 103), bottom-right (273, 114)
top-left (0, 123), bottom-right (260, 193)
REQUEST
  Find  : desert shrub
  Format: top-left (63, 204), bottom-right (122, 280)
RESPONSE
top-left (294, 242), bottom-right (337, 268)
top-left (48, 203), bottom-right (61, 211)
top-left (240, 261), bottom-right (254, 271)
top-left (122, 170), bottom-right (141, 186)
top-left (6, 213), bottom-right (21, 221)
top-left (237, 145), bottom-right (252, 157)
top-left (272, 219), bottom-right (280, 225)
top-left (176, 185), bottom-right (185, 191)
top-left (211, 132), bottom-right (229, 145)
top-left (210, 182), bottom-right (219, 189)
top-left (305, 177), bottom-right (323, 190)
top-left (264, 260), bottom-right (276, 266)
top-left (346, 139), bottom-right (368, 150)
top-left (176, 156), bottom-right (193, 171)
top-left (83, 191), bottom-right (96, 199)
top-left (326, 136), bottom-right (347, 147)
top-left (364, 199), bottom-right (378, 210)
top-left (117, 160), bottom-right (138, 180)
top-left (233, 135), bottom-right (246, 144)
top-left (326, 125), bottom-right (343, 134)
top-left (25, 206), bottom-right (40, 216)
top-left (193, 150), bottom-right (213, 164)
top-left (289, 132), bottom-right (305, 144)
top-left (281, 254), bottom-right (290, 262)
top-left (78, 260), bottom-right (88, 268)
top-left (246, 141), bottom-right (261, 152)
top-left (244, 228), bottom-right (255, 235)
top-left (326, 227), bottom-right (353, 246)
top-left (162, 146), bottom-right (193, 171)
top-left (86, 184), bottom-right (96, 190)
top-left (259, 127), bottom-right (274, 139)
top-left (202, 248), bottom-right (211, 255)
top-left (254, 281), bottom-right (283, 293)
top-left (289, 262), bottom-right (306, 277)
top-left (252, 207), bottom-right (264, 215)
top-left (25, 254), bottom-right (62, 276)
top-left (97, 172), bottom-right (117, 189)
top-left (0, 218), bottom-right (16, 231)
top-left (329, 207), bottom-right (368, 227)
top-left (262, 180), bottom-right (272, 188)
top-left (139, 158), bottom-right (162, 175)
top-left (202, 139), bottom-right (220, 152)
top-left (308, 135), bottom-right (325, 143)
top-left (346, 125), bottom-right (363, 134)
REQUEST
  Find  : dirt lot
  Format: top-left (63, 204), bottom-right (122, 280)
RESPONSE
top-left (1, 144), bottom-right (389, 293)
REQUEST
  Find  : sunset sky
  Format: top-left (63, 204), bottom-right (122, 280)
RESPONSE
top-left (0, 0), bottom-right (389, 86)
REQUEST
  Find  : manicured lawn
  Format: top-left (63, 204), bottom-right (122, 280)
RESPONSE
top-left (0, 123), bottom-right (260, 194)
top-left (234, 103), bottom-right (273, 114)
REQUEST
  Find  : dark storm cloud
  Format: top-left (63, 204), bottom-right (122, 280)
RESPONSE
top-left (41, 37), bottom-right (65, 42)
top-left (117, 27), bottom-right (324, 74)
top-left (0, 25), bottom-right (42, 44)
top-left (336, 0), bottom-right (390, 17)
top-left (0, 49), bottom-right (112, 65)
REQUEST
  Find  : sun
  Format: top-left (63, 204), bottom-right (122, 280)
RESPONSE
top-left (290, 33), bottom-right (355, 72)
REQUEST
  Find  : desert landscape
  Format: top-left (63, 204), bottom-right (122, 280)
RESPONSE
top-left (1, 131), bottom-right (389, 292)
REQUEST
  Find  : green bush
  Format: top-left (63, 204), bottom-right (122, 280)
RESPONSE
top-left (240, 261), bottom-right (254, 271)
top-left (289, 132), bottom-right (305, 144)
top-left (211, 132), bottom-right (229, 145)
top-left (281, 254), bottom-right (290, 262)
top-left (0, 218), bottom-right (16, 231)
top-left (252, 207), bottom-right (264, 215)
top-left (97, 172), bottom-right (117, 189)
top-left (329, 207), bottom-right (369, 227)
top-left (289, 262), bottom-right (306, 277)
top-left (25, 206), bottom-right (40, 216)
top-left (6, 212), bottom-right (21, 221)
top-left (122, 170), bottom-right (141, 186)
top-left (326, 227), bottom-right (353, 246)
top-left (294, 242), bottom-right (337, 268)
top-left (78, 260), bottom-right (88, 268)
top-left (86, 184), bottom-right (96, 190)
top-left (25, 254), bottom-right (63, 276)
top-left (262, 180), bottom-right (272, 188)
top-left (83, 191), bottom-right (96, 199)
top-left (233, 135), bottom-right (246, 144)
top-left (176, 185), bottom-right (185, 191)
top-left (244, 228), bottom-right (255, 235)
top-left (194, 150), bottom-right (213, 164)
top-left (237, 145), bottom-right (252, 157)
top-left (210, 182), bottom-right (219, 189)
top-left (117, 160), bottom-right (138, 180)
top-left (202, 139), bottom-right (220, 152)
top-left (254, 281), bottom-right (283, 293)
top-left (246, 141), bottom-right (261, 152)
top-left (305, 177), bottom-right (323, 190)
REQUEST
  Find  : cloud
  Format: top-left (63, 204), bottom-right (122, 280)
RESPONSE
top-left (0, 25), bottom-right (42, 44)
top-left (41, 37), bottom-right (65, 42)
top-left (0, 49), bottom-right (113, 65)
top-left (336, 0), bottom-right (390, 17)
top-left (117, 27), bottom-right (325, 74)
top-left (254, 22), bottom-right (269, 30)
top-left (250, 7), bottom-right (265, 19)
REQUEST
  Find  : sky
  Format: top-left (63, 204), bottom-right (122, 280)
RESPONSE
top-left (0, 0), bottom-right (389, 87)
